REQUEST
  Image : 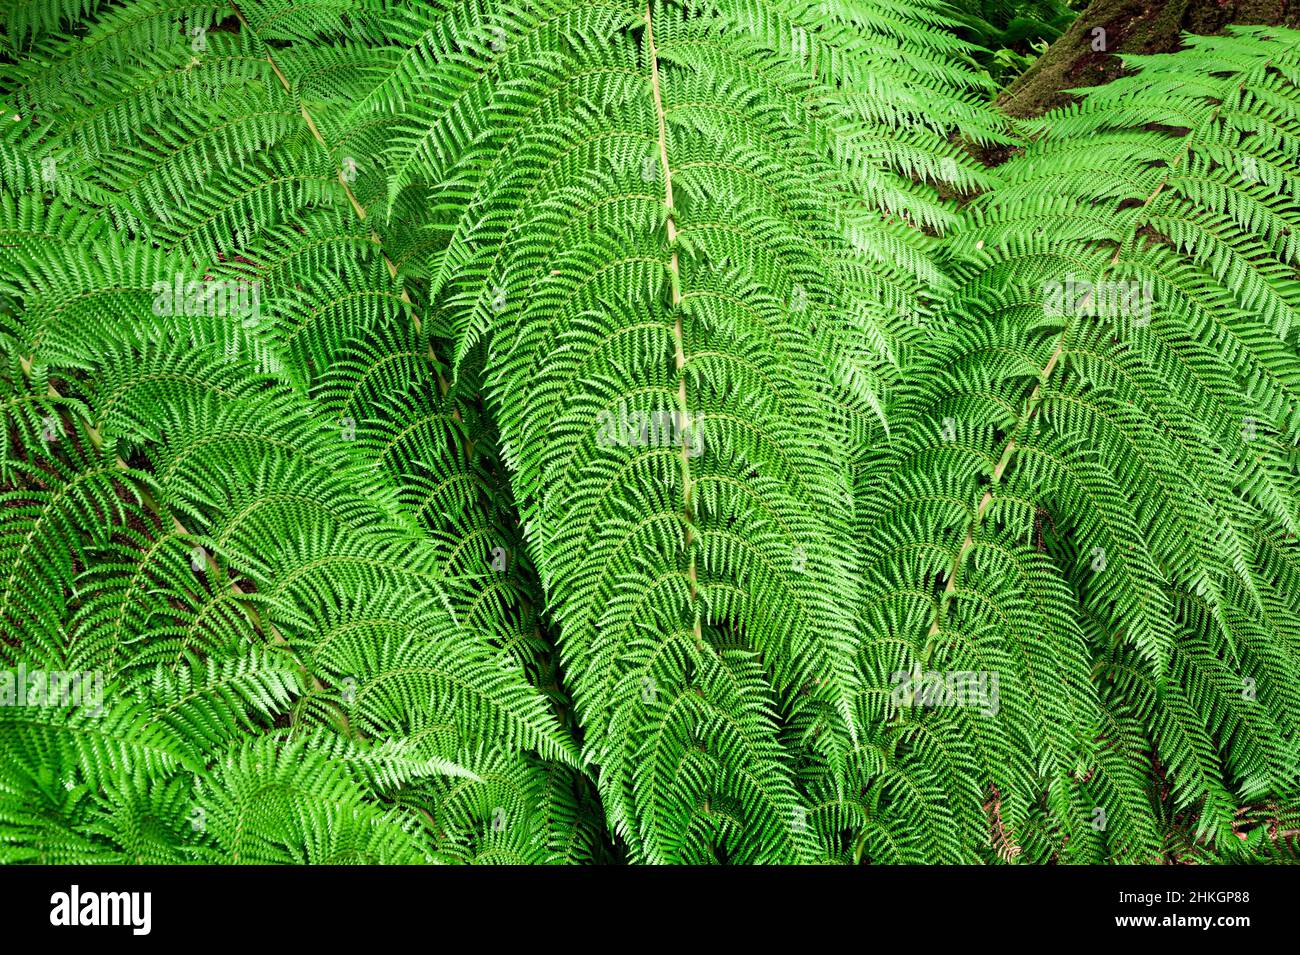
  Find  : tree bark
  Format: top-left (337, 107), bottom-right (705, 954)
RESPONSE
top-left (997, 0), bottom-right (1300, 118)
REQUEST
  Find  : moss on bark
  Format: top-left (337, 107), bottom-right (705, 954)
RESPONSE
top-left (997, 0), bottom-right (1298, 118)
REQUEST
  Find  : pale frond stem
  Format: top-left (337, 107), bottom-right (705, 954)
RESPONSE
top-left (226, 3), bottom-right (365, 222)
top-left (15, 358), bottom-right (350, 734)
top-left (226, 3), bottom-right (461, 414)
top-left (224, 8), bottom-right (527, 760)
top-left (646, 1), bottom-right (701, 648)
top-left (227, 2), bottom-right (443, 375)
top-left (926, 72), bottom-right (1248, 645)
top-left (923, 327), bottom-right (1072, 643)
top-left (223, 4), bottom-right (491, 721)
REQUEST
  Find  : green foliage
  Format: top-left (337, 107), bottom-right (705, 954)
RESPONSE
top-left (953, 0), bottom-right (1080, 86)
top-left (0, 1), bottom-right (1297, 864)
top-left (856, 25), bottom-right (1300, 862)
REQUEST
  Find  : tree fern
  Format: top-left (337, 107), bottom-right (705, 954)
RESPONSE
top-left (1, 1), bottom-right (1297, 866)
top-left (1, 0), bottom-right (589, 864)
top-left (856, 25), bottom-right (1300, 862)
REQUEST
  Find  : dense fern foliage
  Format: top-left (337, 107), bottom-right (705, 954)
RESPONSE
top-left (953, 0), bottom-right (1078, 85)
top-left (0, 0), bottom-right (1297, 864)
top-left (858, 26), bottom-right (1300, 862)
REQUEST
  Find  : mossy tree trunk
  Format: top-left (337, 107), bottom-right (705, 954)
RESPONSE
top-left (997, 0), bottom-right (1299, 117)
